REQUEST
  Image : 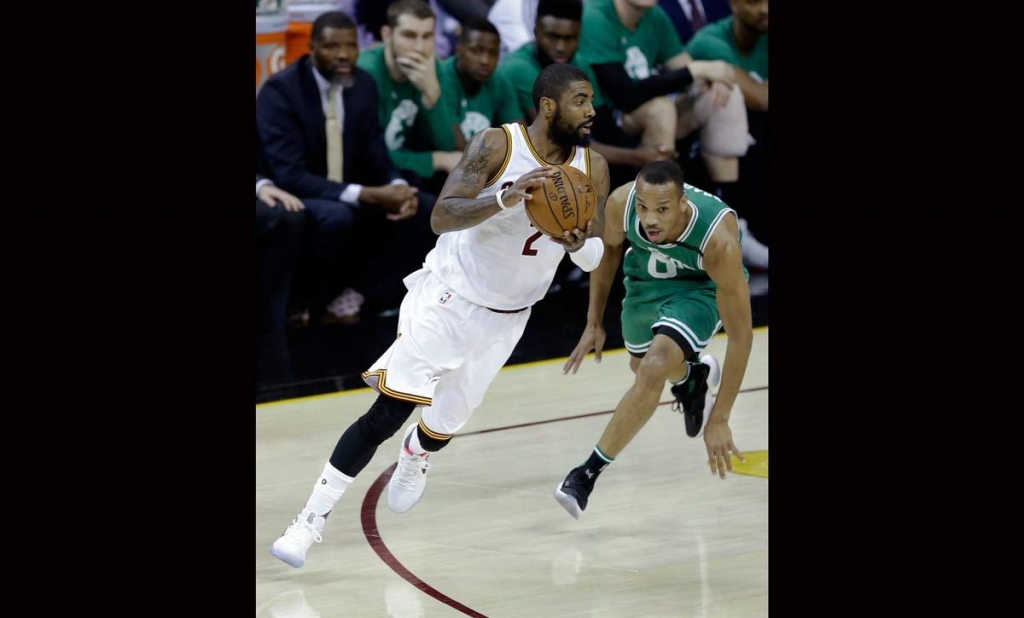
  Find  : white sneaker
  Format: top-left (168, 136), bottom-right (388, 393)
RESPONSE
top-left (388, 424), bottom-right (432, 513)
top-left (701, 354), bottom-right (722, 393)
top-left (693, 354), bottom-right (723, 438)
top-left (270, 508), bottom-right (325, 568)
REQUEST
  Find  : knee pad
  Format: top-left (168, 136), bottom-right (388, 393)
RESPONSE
top-left (358, 394), bottom-right (417, 445)
top-left (698, 84), bottom-right (750, 158)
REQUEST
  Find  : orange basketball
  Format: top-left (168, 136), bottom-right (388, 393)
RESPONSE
top-left (524, 164), bottom-right (596, 238)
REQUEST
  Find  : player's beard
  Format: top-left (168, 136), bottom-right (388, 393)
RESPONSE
top-left (548, 106), bottom-right (592, 149)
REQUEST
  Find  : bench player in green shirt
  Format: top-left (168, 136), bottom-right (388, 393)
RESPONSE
top-left (554, 161), bottom-right (752, 518)
top-left (578, 0), bottom-right (746, 192)
top-left (496, 0), bottom-right (680, 187)
top-left (356, 0), bottom-right (464, 185)
top-left (687, 0), bottom-right (768, 113)
top-left (438, 18), bottom-right (524, 149)
top-left (687, 0), bottom-right (769, 264)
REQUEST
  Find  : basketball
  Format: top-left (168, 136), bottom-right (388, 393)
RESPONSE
top-left (524, 164), bottom-right (595, 238)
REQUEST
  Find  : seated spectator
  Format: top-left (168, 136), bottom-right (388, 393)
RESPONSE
top-left (356, 0), bottom-right (464, 194)
top-left (497, 0), bottom-right (678, 189)
top-left (356, 0), bottom-right (456, 58)
top-left (687, 0), bottom-right (768, 265)
top-left (439, 18), bottom-right (523, 149)
top-left (257, 11), bottom-right (438, 323)
top-left (578, 0), bottom-right (763, 266)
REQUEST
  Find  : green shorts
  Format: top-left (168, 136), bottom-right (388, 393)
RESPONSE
top-left (621, 278), bottom-right (722, 360)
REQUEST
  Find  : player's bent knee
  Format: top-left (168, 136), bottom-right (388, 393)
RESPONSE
top-left (358, 394), bottom-right (417, 445)
top-left (636, 354), bottom-right (674, 387)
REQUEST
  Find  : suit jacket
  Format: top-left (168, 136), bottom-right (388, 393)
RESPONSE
top-left (256, 55), bottom-right (401, 201)
top-left (657, 0), bottom-right (731, 45)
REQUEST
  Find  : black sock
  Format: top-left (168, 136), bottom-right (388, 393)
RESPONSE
top-left (581, 446), bottom-right (615, 481)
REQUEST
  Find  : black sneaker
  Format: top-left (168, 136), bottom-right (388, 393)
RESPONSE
top-left (671, 355), bottom-right (721, 438)
top-left (554, 465), bottom-right (596, 519)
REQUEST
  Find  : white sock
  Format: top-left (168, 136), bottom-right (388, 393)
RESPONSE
top-left (404, 424), bottom-right (428, 455)
top-left (305, 463), bottom-right (354, 517)
top-left (672, 363), bottom-right (692, 387)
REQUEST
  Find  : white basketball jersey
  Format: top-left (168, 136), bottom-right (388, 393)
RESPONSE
top-left (424, 123), bottom-right (592, 310)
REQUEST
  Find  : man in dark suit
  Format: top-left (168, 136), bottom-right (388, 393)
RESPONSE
top-left (255, 175), bottom-right (304, 387)
top-left (257, 11), bottom-right (438, 323)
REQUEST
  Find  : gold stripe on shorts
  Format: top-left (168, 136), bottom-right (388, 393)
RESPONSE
top-left (417, 420), bottom-right (452, 441)
top-left (361, 369), bottom-right (433, 406)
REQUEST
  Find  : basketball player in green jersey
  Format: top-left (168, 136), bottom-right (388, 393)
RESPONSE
top-left (554, 160), bottom-right (751, 519)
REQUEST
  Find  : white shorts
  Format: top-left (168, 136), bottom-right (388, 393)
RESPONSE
top-left (362, 268), bottom-right (532, 435)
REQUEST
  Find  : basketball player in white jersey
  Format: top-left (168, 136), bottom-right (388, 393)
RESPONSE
top-left (271, 63), bottom-right (610, 568)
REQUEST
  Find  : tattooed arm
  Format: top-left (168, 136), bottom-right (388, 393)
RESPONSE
top-left (431, 129), bottom-right (507, 234)
top-left (431, 129), bottom-right (553, 234)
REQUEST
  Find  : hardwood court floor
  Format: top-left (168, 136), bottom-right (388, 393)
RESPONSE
top-left (256, 328), bottom-right (768, 617)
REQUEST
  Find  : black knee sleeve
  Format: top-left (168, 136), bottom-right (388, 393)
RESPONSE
top-left (329, 394), bottom-right (417, 477)
top-left (359, 394), bottom-right (417, 444)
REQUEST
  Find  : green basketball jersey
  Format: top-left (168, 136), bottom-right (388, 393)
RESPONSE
top-left (622, 182), bottom-right (745, 289)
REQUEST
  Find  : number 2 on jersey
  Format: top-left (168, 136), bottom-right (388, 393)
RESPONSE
top-left (522, 223), bottom-right (542, 256)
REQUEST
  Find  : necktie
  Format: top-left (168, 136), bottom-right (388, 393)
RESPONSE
top-left (325, 84), bottom-right (343, 182)
top-left (686, 0), bottom-right (706, 32)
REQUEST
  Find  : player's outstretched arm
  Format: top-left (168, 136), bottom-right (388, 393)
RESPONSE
top-left (563, 181), bottom-right (629, 375)
top-left (702, 212), bottom-right (752, 478)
